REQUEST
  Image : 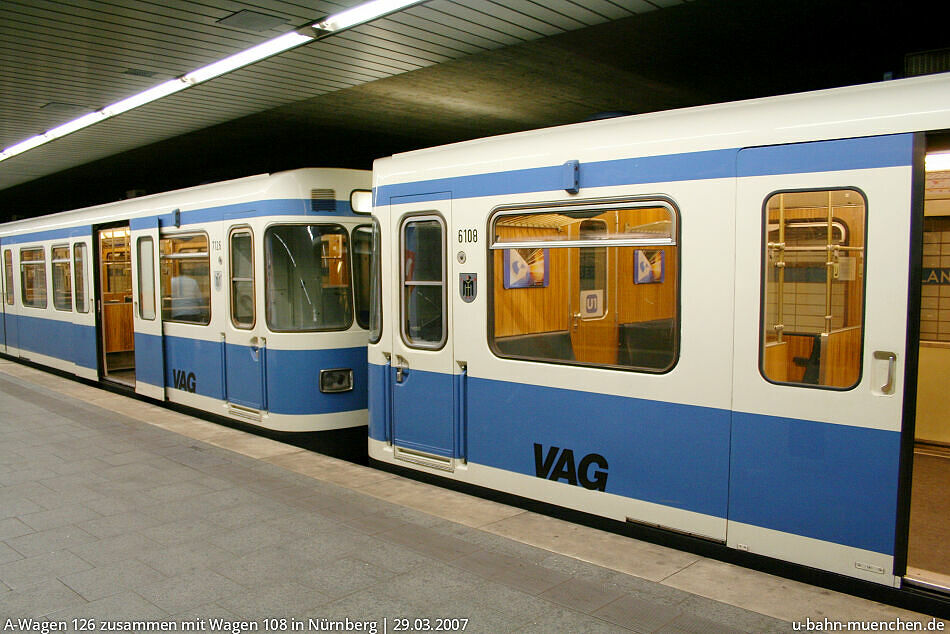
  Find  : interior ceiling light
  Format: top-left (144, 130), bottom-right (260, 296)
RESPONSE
top-left (926, 152), bottom-right (950, 172)
top-left (0, 0), bottom-right (429, 164)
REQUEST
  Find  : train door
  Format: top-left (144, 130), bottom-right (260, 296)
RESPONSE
top-left (729, 134), bottom-right (917, 583)
top-left (130, 218), bottom-right (164, 398)
top-left (70, 233), bottom-right (97, 380)
top-left (224, 226), bottom-right (265, 413)
top-left (97, 224), bottom-right (136, 386)
top-left (2, 245), bottom-right (17, 353)
top-left (388, 195), bottom-right (459, 467)
top-left (904, 146), bottom-right (950, 593)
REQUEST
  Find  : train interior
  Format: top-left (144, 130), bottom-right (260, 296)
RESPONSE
top-left (491, 204), bottom-right (677, 370)
top-left (906, 141), bottom-right (950, 593)
top-left (97, 225), bottom-right (136, 386)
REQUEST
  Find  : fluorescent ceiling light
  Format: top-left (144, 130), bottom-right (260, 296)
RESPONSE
top-left (315, 0), bottom-right (428, 32)
top-left (185, 31), bottom-right (313, 84)
top-left (103, 78), bottom-right (190, 116)
top-left (926, 152), bottom-right (950, 172)
top-left (44, 111), bottom-right (107, 140)
top-left (0, 135), bottom-right (47, 159)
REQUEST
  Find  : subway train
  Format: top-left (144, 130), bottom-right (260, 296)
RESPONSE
top-left (0, 168), bottom-right (373, 433)
top-left (367, 71), bottom-right (950, 594)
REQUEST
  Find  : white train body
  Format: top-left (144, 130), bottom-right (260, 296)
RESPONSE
top-left (0, 168), bottom-right (372, 432)
top-left (368, 73), bottom-right (950, 587)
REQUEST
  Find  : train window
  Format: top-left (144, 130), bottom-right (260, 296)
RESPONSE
top-left (401, 216), bottom-right (446, 349)
top-left (760, 189), bottom-right (866, 389)
top-left (230, 229), bottom-right (254, 329)
top-left (74, 244), bottom-right (88, 313)
top-left (4, 250), bottom-right (13, 305)
top-left (137, 237), bottom-right (156, 320)
top-left (490, 200), bottom-right (678, 371)
top-left (51, 246), bottom-right (72, 311)
top-left (159, 234), bottom-right (211, 325)
top-left (20, 247), bottom-right (47, 309)
top-left (264, 224), bottom-right (353, 332)
top-left (352, 224), bottom-right (373, 330)
top-left (368, 219), bottom-right (383, 343)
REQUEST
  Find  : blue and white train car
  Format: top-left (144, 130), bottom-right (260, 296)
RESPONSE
top-left (368, 73), bottom-right (950, 592)
top-left (0, 168), bottom-right (373, 433)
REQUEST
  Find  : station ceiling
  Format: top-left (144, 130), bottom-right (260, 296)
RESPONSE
top-left (0, 0), bottom-right (947, 220)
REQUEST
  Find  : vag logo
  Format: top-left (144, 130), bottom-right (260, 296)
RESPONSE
top-left (533, 443), bottom-right (608, 491)
top-left (171, 369), bottom-right (196, 393)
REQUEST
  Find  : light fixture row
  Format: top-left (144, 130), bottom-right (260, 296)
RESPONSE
top-left (0, 0), bottom-right (427, 163)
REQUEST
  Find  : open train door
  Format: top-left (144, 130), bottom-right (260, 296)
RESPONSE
top-left (130, 217), bottom-right (165, 399)
top-left (0, 238), bottom-right (6, 353)
top-left (729, 133), bottom-right (919, 585)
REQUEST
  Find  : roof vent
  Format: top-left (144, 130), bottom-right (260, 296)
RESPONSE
top-left (311, 189), bottom-right (337, 212)
top-left (905, 48), bottom-right (950, 77)
top-left (217, 9), bottom-right (288, 32)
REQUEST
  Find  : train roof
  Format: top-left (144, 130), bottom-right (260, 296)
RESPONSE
top-left (373, 73), bottom-right (950, 183)
top-left (0, 167), bottom-right (370, 238)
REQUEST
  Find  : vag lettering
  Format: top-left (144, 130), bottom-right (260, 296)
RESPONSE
top-left (172, 369), bottom-right (196, 392)
top-left (533, 443), bottom-right (608, 491)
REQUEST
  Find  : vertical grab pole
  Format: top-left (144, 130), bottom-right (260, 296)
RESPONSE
top-left (456, 361), bottom-right (467, 462)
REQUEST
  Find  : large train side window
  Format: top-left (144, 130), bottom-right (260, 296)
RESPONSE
top-left (137, 237), bottom-right (156, 320)
top-left (264, 224), bottom-right (353, 332)
top-left (230, 229), bottom-right (254, 329)
top-left (51, 245), bottom-right (72, 311)
top-left (4, 250), bottom-right (13, 305)
top-left (489, 199), bottom-right (678, 371)
top-left (20, 247), bottom-right (47, 309)
top-left (74, 244), bottom-right (88, 313)
top-left (352, 224), bottom-right (373, 330)
top-left (159, 233), bottom-right (211, 325)
top-left (401, 215), bottom-right (446, 349)
top-left (760, 189), bottom-right (866, 389)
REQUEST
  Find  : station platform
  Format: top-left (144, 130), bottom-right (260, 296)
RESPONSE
top-left (0, 359), bottom-right (944, 632)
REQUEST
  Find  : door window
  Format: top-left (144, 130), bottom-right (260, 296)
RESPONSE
top-left (760, 189), bottom-right (866, 388)
top-left (401, 216), bottom-right (446, 348)
top-left (137, 237), bottom-right (156, 320)
top-left (5, 249), bottom-right (14, 305)
top-left (74, 243), bottom-right (88, 313)
top-left (230, 229), bottom-right (255, 329)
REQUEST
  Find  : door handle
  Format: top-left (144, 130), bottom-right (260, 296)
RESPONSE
top-left (873, 351), bottom-right (897, 395)
top-left (395, 355), bottom-right (408, 383)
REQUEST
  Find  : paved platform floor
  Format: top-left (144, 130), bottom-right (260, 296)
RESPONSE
top-left (0, 359), bottom-right (943, 632)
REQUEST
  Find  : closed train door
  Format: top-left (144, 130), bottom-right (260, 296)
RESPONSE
top-left (130, 217), bottom-right (165, 399)
top-left (1, 239), bottom-right (7, 353)
top-left (729, 134), bottom-right (918, 583)
top-left (2, 245), bottom-right (17, 353)
top-left (388, 195), bottom-right (460, 468)
top-left (224, 226), bottom-right (265, 413)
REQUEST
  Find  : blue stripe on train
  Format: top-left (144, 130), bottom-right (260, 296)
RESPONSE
top-left (368, 364), bottom-right (901, 555)
top-left (375, 134), bottom-right (913, 203)
top-left (8, 312), bottom-right (97, 369)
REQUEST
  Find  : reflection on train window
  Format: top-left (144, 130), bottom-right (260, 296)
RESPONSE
top-left (368, 220), bottom-right (383, 343)
top-left (490, 201), bottom-right (678, 371)
top-left (74, 244), bottom-right (88, 313)
top-left (264, 224), bottom-right (353, 332)
top-left (51, 245), bottom-right (72, 311)
top-left (761, 189), bottom-right (866, 389)
top-left (402, 216), bottom-right (445, 348)
top-left (230, 229), bottom-right (254, 329)
top-left (4, 249), bottom-right (14, 305)
top-left (352, 224), bottom-right (373, 330)
top-left (20, 247), bottom-right (47, 309)
top-left (137, 237), bottom-right (156, 320)
top-left (160, 234), bottom-right (211, 325)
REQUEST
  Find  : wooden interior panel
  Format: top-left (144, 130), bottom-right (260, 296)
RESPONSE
top-left (823, 326), bottom-right (861, 388)
top-left (763, 342), bottom-right (789, 382)
top-left (103, 302), bottom-right (134, 353)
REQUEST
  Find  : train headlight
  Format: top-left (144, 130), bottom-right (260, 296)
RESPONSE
top-left (320, 368), bottom-right (353, 393)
